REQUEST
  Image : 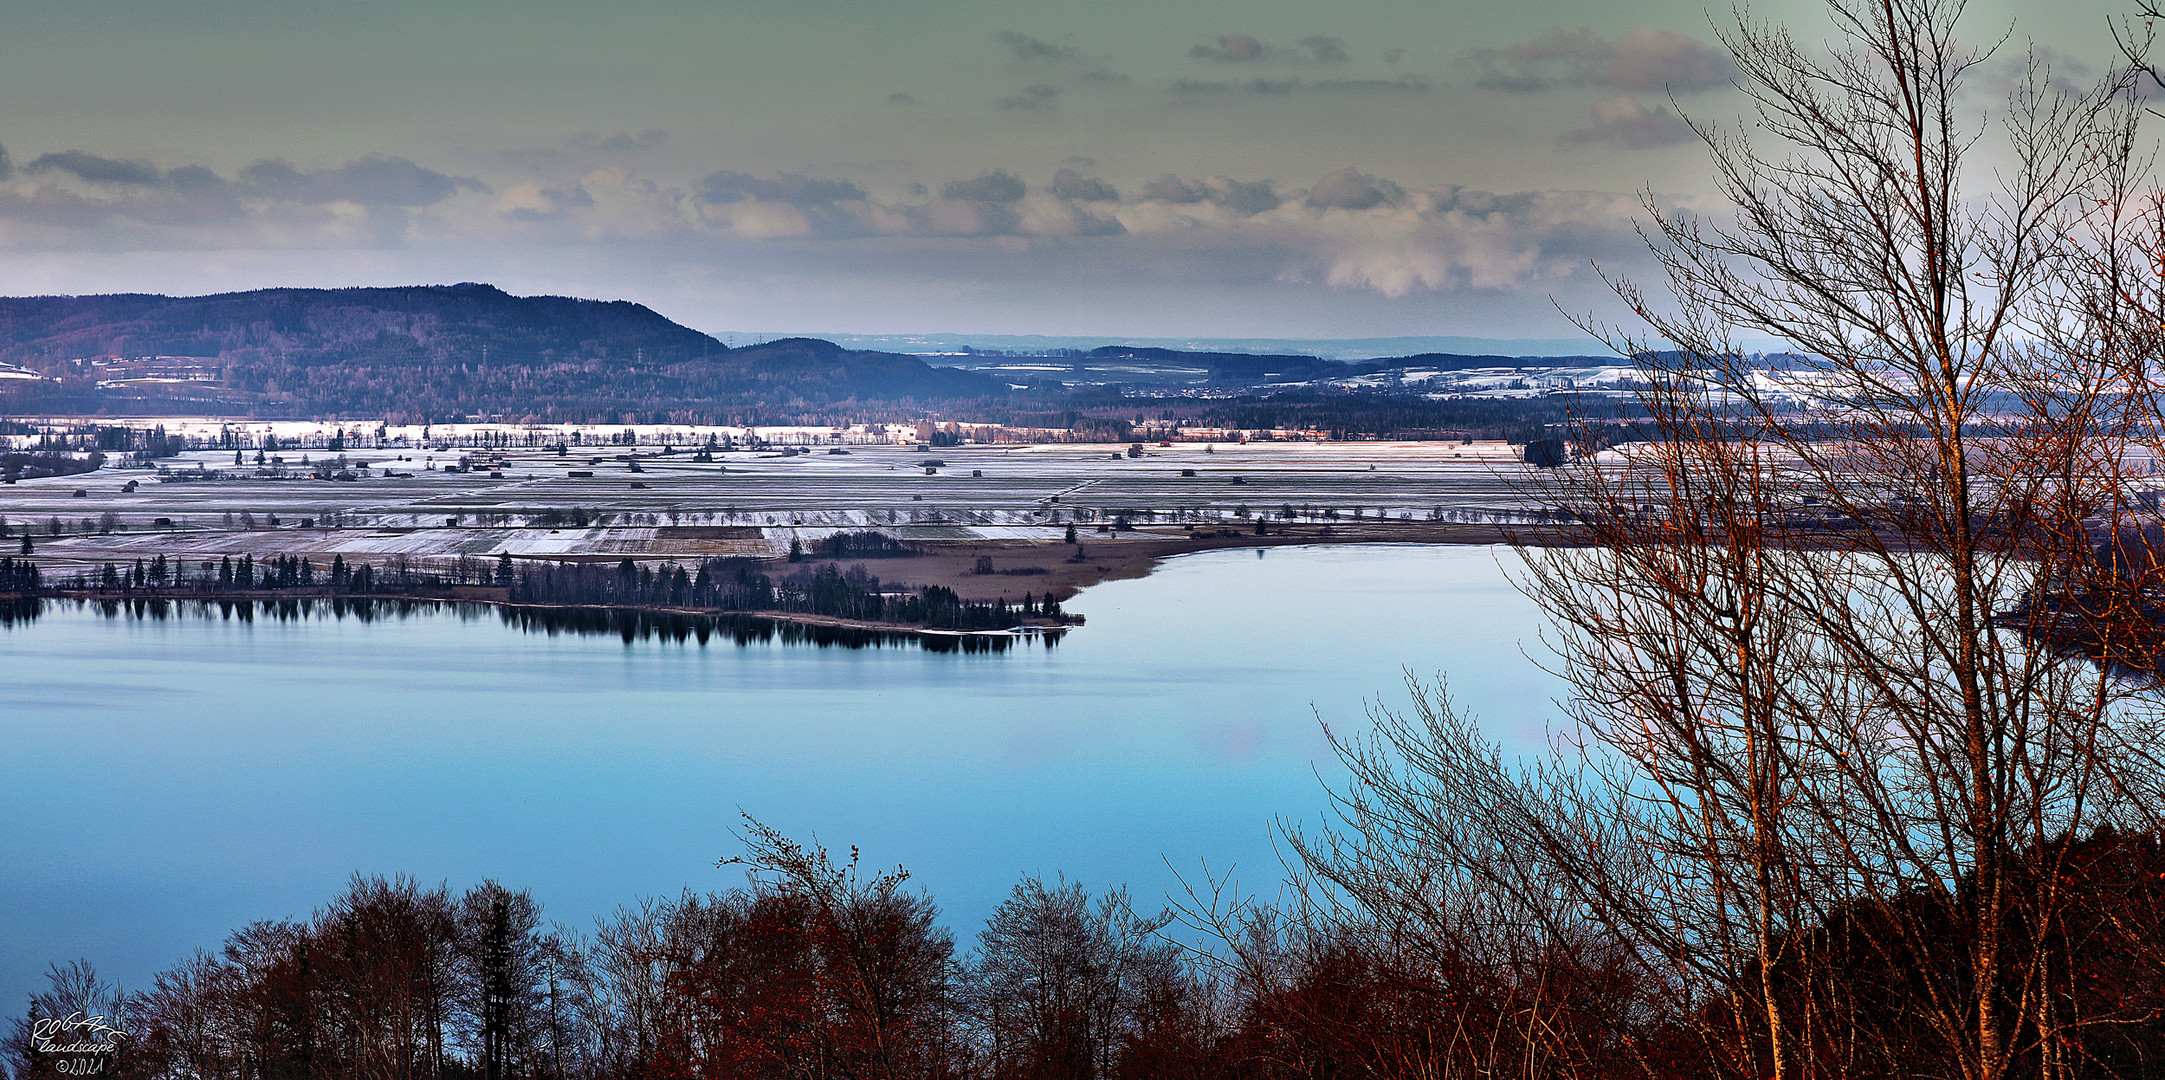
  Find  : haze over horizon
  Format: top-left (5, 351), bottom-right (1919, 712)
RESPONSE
top-left (0, 0), bottom-right (2117, 343)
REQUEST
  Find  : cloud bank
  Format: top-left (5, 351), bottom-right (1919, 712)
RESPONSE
top-left (0, 138), bottom-right (1681, 314)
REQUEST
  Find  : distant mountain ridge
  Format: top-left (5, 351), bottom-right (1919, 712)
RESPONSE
top-left (0, 283), bottom-right (1640, 426)
top-left (0, 284), bottom-right (1008, 420)
top-left (743, 330), bottom-right (1618, 361)
top-left (0, 283), bottom-right (724, 368)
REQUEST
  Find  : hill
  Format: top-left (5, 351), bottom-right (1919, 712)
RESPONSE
top-left (0, 284), bottom-right (1007, 421)
top-left (0, 283), bottom-right (721, 370)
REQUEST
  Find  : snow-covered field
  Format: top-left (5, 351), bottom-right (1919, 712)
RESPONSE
top-left (2, 439), bottom-right (1551, 569)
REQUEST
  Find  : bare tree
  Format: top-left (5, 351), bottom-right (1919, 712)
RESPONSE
top-left (965, 874), bottom-right (1185, 1080)
top-left (719, 816), bottom-right (961, 1080)
top-left (6, 959), bottom-right (135, 1079)
top-left (1297, 2), bottom-right (2165, 1079)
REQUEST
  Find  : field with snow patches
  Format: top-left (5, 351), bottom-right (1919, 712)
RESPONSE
top-left (2, 440), bottom-right (1547, 572)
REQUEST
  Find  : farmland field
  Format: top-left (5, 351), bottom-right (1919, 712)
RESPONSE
top-left (4, 439), bottom-right (1558, 599)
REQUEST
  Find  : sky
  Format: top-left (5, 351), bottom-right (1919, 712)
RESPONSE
top-left (0, 0), bottom-right (2133, 343)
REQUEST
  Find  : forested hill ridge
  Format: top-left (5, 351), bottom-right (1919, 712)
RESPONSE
top-left (0, 284), bottom-right (1008, 422)
top-left (0, 282), bottom-right (1630, 432)
top-left (0, 283), bottom-right (721, 368)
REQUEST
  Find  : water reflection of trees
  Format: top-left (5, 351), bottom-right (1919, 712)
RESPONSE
top-left (4, 596), bottom-right (1058, 652)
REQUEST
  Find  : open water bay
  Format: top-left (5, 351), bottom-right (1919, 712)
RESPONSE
top-left (0, 544), bottom-right (1564, 1011)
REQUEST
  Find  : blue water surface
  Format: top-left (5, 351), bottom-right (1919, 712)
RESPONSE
top-left (0, 544), bottom-right (1564, 1010)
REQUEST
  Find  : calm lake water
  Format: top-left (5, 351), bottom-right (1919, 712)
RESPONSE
top-left (0, 544), bottom-right (1564, 1010)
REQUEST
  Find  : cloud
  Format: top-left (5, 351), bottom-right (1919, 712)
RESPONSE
top-left (1293, 183), bottom-right (1654, 297)
top-left (28, 151), bottom-right (166, 187)
top-left (1464, 26), bottom-right (1735, 93)
top-left (0, 144), bottom-right (10, 182)
top-left (886, 92), bottom-right (921, 106)
top-left (1312, 78), bottom-right (1431, 93)
top-left (1138, 174), bottom-right (1280, 213)
top-left (1604, 27), bottom-right (1737, 92)
top-left (1143, 174), bottom-right (1207, 204)
top-left (0, 148), bottom-right (483, 248)
top-left (516, 167), bottom-right (687, 240)
top-left (687, 170), bottom-right (876, 239)
top-left (240, 156), bottom-right (486, 205)
top-left (942, 171), bottom-right (1027, 203)
top-left (502, 131), bottom-right (670, 170)
top-left (0, 141), bottom-right (1660, 311)
top-left (1099, 170), bottom-right (1657, 299)
top-left (0, 150), bottom-right (486, 247)
top-left (1187, 33), bottom-right (1362, 67)
top-left (913, 197), bottom-right (1017, 237)
top-left (1173, 75), bottom-right (1431, 97)
top-left (491, 181), bottom-right (595, 222)
top-left (1210, 178), bottom-right (1280, 215)
top-left (1977, 45), bottom-right (2102, 102)
top-left (996, 31), bottom-right (1075, 61)
top-left (1306, 168), bottom-right (1402, 210)
top-left (322, 156), bottom-right (484, 205)
top-left (164, 166), bottom-right (226, 192)
top-left (1300, 35), bottom-right (1349, 64)
top-left (997, 84), bottom-right (1060, 111)
top-left (584, 130), bottom-right (669, 154)
top-left (1190, 34), bottom-right (1266, 62)
top-left (697, 170), bottom-right (866, 205)
top-left (1009, 191), bottom-right (1124, 237)
top-left (1563, 94), bottom-right (1695, 149)
top-left (1049, 169), bottom-right (1118, 202)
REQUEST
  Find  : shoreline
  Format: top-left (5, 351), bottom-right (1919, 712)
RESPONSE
top-left (11, 589), bottom-right (1079, 642)
top-left (774, 520), bottom-right (1580, 604)
top-left (4, 525), bottom-right (1578, 640)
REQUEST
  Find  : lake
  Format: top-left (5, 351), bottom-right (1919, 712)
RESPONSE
top-left (0, 544), bottom-right (1565, 1011)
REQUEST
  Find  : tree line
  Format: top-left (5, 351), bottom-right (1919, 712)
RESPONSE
top-left (29, 550), bottom-right (1067, 633)
top-left (54, 554), bottom-right (452, 598)
top-left (24, 816), bottom-right (2165, 1080)
top-left (508, 558), bottom-right (1062, 631)
top-left (0, 557), bottom-right (40, 593)
top-left (0, 451), bottom-right (105, 482)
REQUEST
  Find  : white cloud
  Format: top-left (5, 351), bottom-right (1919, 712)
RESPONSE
top-left (1563, 94), bottom-right (1696, 149)
top-left (1464, 26), bottom-right (1736, 94)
